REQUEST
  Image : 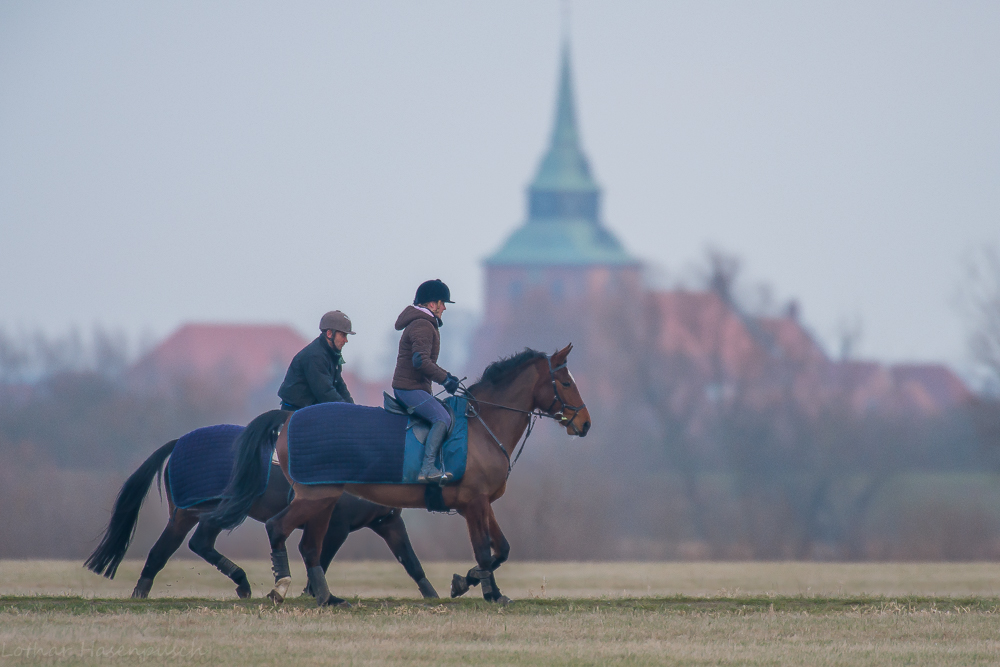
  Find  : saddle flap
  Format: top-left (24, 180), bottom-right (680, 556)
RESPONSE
top-left (383, 392), bottom-right (411, 416)
top-left (409, 420), bottom-right (431, 445)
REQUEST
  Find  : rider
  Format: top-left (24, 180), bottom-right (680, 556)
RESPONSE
top-left (278, 310), bottom-right (355, 411)
top-left (392, 279), bottom-right (461, 483)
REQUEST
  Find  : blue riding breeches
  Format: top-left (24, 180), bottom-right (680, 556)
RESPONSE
top-left (393, 388), bottom-right (452, 429)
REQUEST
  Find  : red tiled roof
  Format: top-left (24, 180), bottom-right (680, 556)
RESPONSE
top-left (757, 316), bottom-right (827, 364)
top-left (890, 364), bottom-right (973, 413)
top-left (132, 323), bottom-right (309, 388)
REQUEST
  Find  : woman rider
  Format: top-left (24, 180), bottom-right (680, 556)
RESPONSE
top-left (392, 279), bottom-right (461, 483)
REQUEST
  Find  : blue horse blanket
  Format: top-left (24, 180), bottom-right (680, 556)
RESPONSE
top-left (168, 424), bottom-right (270, 509)
top-left (287, 397), bottom-right (469, 485)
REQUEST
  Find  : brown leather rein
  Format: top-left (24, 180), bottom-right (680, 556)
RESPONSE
top-left (456, 355), bottom-right (587, 475)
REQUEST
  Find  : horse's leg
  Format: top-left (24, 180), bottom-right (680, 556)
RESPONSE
top-left (187, 521), bottom-right (252, 599)
top-left (451, 504), bottom-right (510, 601)
top-left (483, 505), bottom-right (511, 602)
top-left (264, 494), bottom-right (342, 605)
top-left (263, 504), bottom-right (295, 604)
top-left (454, 495), bottom-right (503, 602)
top-left (132, 509), bottom-right (199, 598)
top-left (297, 497), bottom-right (346, 607)
top-left (369, 509), bottom-right (439, 598)
top-left (304, 504), bottom-right (350, 597)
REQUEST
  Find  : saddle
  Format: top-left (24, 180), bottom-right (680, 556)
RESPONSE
top-left (383, 392), bottom-right (455, 445)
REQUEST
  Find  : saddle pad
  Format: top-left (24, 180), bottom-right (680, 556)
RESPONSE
top-left (401, 396), bottom-right (469, 483)
top-left (168, 424), bottom-right (269, 509)
top-left (287, 403), bottom-right (409, 485)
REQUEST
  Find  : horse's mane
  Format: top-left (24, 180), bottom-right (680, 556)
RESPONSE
top-left (471, 348), bottom-right (548, 391)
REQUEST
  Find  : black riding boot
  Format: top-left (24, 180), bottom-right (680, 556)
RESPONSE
top-left (417, 422), bottom-right (452, 484)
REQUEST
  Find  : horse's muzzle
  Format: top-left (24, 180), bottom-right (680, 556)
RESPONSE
top-left (563, 417), bottom-right (590, 437)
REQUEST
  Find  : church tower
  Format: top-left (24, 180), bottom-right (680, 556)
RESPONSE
top-left (470, 44), bottom-right (644, 400)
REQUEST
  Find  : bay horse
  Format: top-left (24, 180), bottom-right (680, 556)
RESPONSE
top-left (209, 344), bottom-right (590, 606)
top-left (85, 436), bottom-right (437, 599)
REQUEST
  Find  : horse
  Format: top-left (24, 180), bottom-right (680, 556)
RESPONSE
top-left (85, 433), bottom-right (438, 599)
top-left (208, 344), bottom-right (590, 606)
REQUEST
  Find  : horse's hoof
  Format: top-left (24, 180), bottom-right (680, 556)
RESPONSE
top-left (131, 577), bottom-right (153, 599)
top-left (236, 585), bottom-right (252, 599)
top-left (267, 576), bottom-right (291, 604)
top-left (451, 574), bottom-right (470, 598)
top-left (318, 595), bottom-right (350, 608)
top-left (497, 595), bottom-right (512, 605)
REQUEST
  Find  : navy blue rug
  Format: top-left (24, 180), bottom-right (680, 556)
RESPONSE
top-left (287, 398), bottom-right (469, 485)
top-left (287, 403), bottom-right (408, 484)
top-left (168, 424), bottom-right (269, 509)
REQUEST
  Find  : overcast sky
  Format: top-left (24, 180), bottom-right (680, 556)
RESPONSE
top-left (1, 1), bottom-right (997, 377)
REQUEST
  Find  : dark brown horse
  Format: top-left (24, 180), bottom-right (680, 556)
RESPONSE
top-left (85, 437), bottom-right (437, 599)
top-left (209, 344), bottom-right (590, 605)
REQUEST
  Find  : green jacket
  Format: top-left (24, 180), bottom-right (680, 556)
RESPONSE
top-left (277, 335), bottom-right (353, 409)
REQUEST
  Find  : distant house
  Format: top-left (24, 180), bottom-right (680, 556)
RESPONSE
top-left (130, 323), bottom-right (387, 409)
top-left (131, 323), bottom-right (309, 390)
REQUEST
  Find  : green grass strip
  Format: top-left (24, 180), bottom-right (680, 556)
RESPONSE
top-left (3, 595), bottom-right (999, 616)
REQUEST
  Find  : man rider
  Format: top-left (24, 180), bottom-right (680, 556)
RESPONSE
top-left (392, 279), bottom-right (461, 483)
top-left (278, 310), bottom-right (355, 411)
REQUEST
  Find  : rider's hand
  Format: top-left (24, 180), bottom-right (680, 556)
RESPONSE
top-left (443, 374), bottom-right (460, 395)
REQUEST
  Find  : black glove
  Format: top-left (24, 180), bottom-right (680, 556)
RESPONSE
top-left (443, 374), bottom-right (460, 395)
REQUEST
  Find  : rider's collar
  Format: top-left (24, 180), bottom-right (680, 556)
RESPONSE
top-left (413, 305), bottom-right (442, 327)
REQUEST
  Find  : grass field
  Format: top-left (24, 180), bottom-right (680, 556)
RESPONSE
top-left (3, 560), bottom-right (1000, 665)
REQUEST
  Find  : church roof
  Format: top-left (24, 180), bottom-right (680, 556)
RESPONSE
top-left (131, 323), bottom-right (308, 388)
top-left (486, 44), bottom-right (637, 268)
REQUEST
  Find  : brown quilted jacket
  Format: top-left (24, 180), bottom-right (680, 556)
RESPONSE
top-left (391, 306), bottom-right (450, 392)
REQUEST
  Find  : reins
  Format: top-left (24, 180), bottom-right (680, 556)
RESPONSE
top-left (455, 355), bottom-right (586, 476)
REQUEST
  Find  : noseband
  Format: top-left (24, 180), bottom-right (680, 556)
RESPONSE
top-left (545, 356), bottom-right (587, 436)
top-left (458, 354), bottom-right (588, 475)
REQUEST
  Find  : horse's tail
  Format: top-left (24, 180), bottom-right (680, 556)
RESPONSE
top-left (207, 410), bottom-right (289, 531)
top-left (84, 439), bottom-right (177, 579)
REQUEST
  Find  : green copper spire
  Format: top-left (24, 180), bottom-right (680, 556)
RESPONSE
top-left (530, 43), bottom-right (599, 197)
top-left (486, 43), bottom-right (636, 267)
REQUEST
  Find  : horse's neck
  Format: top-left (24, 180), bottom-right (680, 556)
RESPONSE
top-left (475, 367), bottom-right (539, 455)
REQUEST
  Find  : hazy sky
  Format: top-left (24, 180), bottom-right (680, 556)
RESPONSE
top-left (1, 1), bottom-right (997, 376)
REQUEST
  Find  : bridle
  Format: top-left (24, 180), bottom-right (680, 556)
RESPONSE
top-left (457, 354), bottom-right (587, 475)
top-left (544, 356), bottom-right (587, 435)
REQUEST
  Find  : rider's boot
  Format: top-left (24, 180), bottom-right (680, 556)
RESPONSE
top-left (417, 421), bottom-right (453, 484)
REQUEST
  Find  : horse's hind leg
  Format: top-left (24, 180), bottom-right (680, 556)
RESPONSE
top-left (132, 509), bottom-right (199, 598)
top-left (305, 504), bottom-right (350, 597)
top-left (188, 521), bottom-right (252, 599)
top-left (369, 509), bottom-right (439, 598)
top-left (298, 498), bottom-right (346, 607)
top-left (263, 504), bottom-right (295, 604)
top-left (264, 492), bottom-right (343, 606)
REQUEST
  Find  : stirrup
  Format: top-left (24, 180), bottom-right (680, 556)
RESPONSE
top-left (418, 469), bottom-right (454, 485)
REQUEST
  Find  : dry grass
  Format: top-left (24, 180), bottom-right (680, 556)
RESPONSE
top-left (4, 561), bottom-right (1000, 665)
top-left (5, 559), bottom-right (1000, 599)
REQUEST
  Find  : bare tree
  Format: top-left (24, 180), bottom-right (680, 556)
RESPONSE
top-left (965, 246), bottom-right (1000, 394)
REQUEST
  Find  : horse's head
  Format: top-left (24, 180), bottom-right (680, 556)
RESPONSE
top-left (535, 344), bottom-right (591, 437)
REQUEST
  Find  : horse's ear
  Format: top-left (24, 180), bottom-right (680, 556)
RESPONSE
top-left (553, 343), bottom-right (573, 363)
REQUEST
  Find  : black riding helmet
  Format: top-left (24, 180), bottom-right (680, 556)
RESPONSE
top-left (413, 279), bottom-right (454, 305)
